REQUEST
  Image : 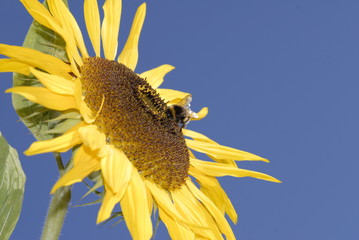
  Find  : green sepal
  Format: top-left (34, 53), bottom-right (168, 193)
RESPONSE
top-left (0, 132), bottom-right (26, 240)
top-left (81, 174), bottom-right (104, 200)
top-left (72, 198), bottom-right (103, 208)
top-left (100, 212), bottom-right (124, 227)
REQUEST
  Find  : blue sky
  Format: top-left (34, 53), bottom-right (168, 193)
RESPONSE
top-left (1, 0), bottom-right (359, 239)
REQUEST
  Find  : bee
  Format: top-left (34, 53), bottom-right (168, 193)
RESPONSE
top-left (166, 95), bottom-right (198, 129)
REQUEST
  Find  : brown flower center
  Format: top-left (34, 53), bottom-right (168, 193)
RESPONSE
top-left (80, 57), bottom-right (189, 190)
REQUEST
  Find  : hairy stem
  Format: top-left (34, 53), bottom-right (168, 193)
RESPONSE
top-left (41, 186), bottom-right (71, 240)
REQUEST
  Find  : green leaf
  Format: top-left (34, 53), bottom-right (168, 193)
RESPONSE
top-left (0, 132), bottom-right (26, 240)
top-left (12, 0), bottom-right (77, 141)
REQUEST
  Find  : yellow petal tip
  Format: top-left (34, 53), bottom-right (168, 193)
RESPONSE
top-left (265, 175), bottom-right (281, 183)
top-left (4, 88), bottom-right (13, 93)
top-left (23, 149), bottom-right (32, 156)
top-left (96, 214), bottom-right (106, 225)
top-left (192, 107), bottom-right (208, 120)
top-left (273, 178), bottom-right (282, 183)
top-left (50, 183), bottom-right (61, 195)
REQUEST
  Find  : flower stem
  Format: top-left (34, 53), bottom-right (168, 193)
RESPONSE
top-left (41, 152), bottom-right (71, 240)
top-left (41, 186), bottom-right (71, 240)
top-left (54, 152), bottom-right (65, 173)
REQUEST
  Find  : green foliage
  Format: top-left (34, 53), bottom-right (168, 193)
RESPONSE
top-left (0, 133), bottom-right (25, 240)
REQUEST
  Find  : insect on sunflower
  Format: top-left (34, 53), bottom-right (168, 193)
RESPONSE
top-left (0, 0), bottom-right (280, 239)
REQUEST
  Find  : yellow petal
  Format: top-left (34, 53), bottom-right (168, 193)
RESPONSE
top-left (51, 146), bottom-right (100, 193)
top-left (186, 181), bottom-right (236, 240)
top-left (77, 125), bottom-right (106, 156)
top-left (184, 129), bottom-right (235, 166)
top-left (172, 186), bottom-right (222, 240)
top-left (118, 3), bottom-right (146, 70)
top-left (186, 138), bottom-right (269, 162)
top-left (22, 7), bottom-right (76, 75)
top-left (183, 129), bottom-right (216, 144)
top-left (30, 68), bottom-right (75, 95)
top-left (172, 187), bottom-right (204, 226)
top-left (6, 87), bottom-right (77, 111)
top-left (145, 187), bottom-right (153, 215)
top-left (20, 0), bottom-right (61, 31)
top-left (97, 189), bottom-right (120, 223)
top-left (0, 59), bottom-right (30, 75)
top-left (24, 122), bottom-right (85, 155)
top-left (101, 0), bottom-right (122, 60)
top-left (188, 149), bottom-right (196, 159)
top-left (79, 100), bottom-right (96, 124)
top-left (156, 88), bottom-right (190, 104)
top-left (73, 79), bottom-right (97, 124)
top-left (101, 146), bottom-right (133, 194)
top-left (145, 180), bottom-right (186, 222)
top-left (139, 64), bottom-right (175, 89)
top-left (159, 209), bottom-right (195, 240)
top-left (120, 168), bottom-right (152, 240)
top-left (190, 171), bottom-right (237, 223)
top-left (146, 180), bottom-right (210, 232)
top-left (0, 44), bottom-right (71, 79)
top-left (56, 0), bottom-right (89, 58)
top-left (18, 3), bottom-right (80, 76)
top-left (191, 107), bottom-right (208, 121)
top-left (27, 8), bottom-right (63, 35)
top-left (84, 0), bottom-right (101, 56)
top-left (191, 158), bottom-right (281, 183)
top-left (47, 0), bottom-right (87, 65)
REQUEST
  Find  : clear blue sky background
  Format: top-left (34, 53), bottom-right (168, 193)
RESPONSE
top-left (1, 0), bottom-right (358, 239)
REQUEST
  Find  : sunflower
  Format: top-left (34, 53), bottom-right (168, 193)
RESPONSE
top-left (1, 0), bottom-right (280, 239)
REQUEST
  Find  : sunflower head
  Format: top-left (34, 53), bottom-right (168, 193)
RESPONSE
top-left (1, 0), bottom-right (280, 239)
top-left (81, 57), bottom-right (189, 190)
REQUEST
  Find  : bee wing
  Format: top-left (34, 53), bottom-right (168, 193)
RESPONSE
top-left (177, 95), bottom-right (192, 108)
top-left (177, 95), bottom-right (199, 119)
